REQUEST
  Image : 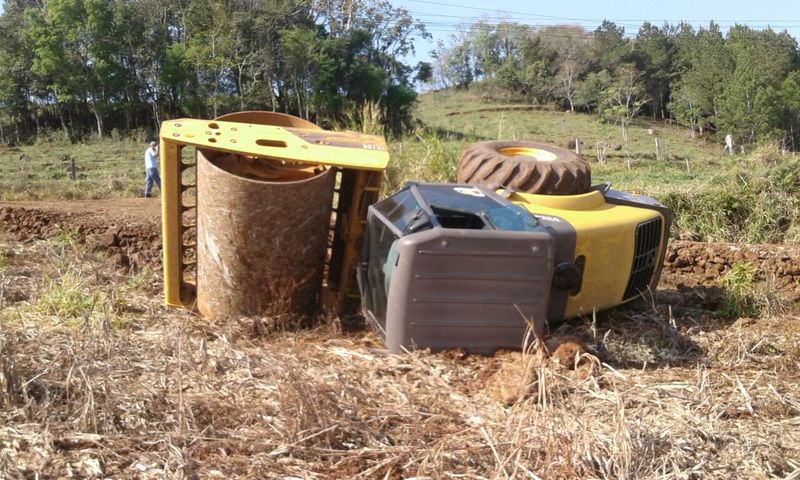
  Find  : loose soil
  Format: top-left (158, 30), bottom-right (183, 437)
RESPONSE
top-left (2, 198), bottom-right (798, 303)
top-left (1, 198), bottom-right (798, 478)
top-left (0, 199), bottom-right (162, 271)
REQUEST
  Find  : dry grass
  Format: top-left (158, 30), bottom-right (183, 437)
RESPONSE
top-left (1, 237), bottom-right (799, 478)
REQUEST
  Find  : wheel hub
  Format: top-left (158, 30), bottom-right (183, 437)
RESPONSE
top-left (499, 146), bottom-right (558, 162)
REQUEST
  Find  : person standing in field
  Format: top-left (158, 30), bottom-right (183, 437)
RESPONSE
top-left (723, 133), bottom-right (735, 156)
top-left (144, 140), bottom-right (161, 197)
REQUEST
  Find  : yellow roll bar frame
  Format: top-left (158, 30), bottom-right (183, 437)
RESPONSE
top-left (160, 112), bottom-right (388, 314)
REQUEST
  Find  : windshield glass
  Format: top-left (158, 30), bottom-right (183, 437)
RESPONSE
top-left (373, 189), bottom-right (422, 232)
top-left (483, 205), bottom-right (540, 232)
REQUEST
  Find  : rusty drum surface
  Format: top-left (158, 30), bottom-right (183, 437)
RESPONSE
top-left (196, 149), bottom-right (335, 318)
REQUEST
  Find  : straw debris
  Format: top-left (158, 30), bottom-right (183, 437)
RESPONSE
top-left (0, 235), bottom-right (799, 478)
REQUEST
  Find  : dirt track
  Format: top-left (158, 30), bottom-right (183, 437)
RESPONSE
top-left (1, 198), bottom-right (798, 303)
top-left (0, 199), bottom-right (162, 271)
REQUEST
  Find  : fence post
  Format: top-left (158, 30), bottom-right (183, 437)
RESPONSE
top-left (575, 137), bottom-right (581, 155)
top-left (69, 156), bottom-right (76, 180)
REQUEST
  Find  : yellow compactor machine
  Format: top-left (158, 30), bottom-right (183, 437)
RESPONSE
top-left (160, 112), bottom-right (671, 353)
top-left (159, 111), bottom-right (388, 317)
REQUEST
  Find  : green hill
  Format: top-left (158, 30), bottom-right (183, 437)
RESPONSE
top-left (387, 86), bottom-right (800, 245)
top-left (397, 87), bottom-right (719, 194)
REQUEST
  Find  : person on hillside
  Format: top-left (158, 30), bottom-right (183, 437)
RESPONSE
top-left (723, 133), bottom-right (735, 156)
top-left (144, 140), bottom-right (161, 197)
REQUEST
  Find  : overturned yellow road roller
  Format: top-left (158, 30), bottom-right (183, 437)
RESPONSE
top-left (159, 111), bottom-right (388, 317)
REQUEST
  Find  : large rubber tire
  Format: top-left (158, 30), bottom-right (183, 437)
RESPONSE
top-left (456, 140), bottom-right (591, 195)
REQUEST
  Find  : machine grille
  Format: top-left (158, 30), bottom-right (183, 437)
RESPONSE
top-left (623, 217), bottom-right (663, 301)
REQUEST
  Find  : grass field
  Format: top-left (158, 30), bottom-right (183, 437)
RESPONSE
top-left (395, 86), bottom-right (745, 192)
top-left (391, 87), bottom-right (800, 245)
top-left (2, 86), bottom-right (799, 244)
top-left (0, 139), bottom-right (144, 200)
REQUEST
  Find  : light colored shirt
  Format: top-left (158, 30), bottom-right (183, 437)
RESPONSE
top-left (144, 146), bottom-right (158, 170)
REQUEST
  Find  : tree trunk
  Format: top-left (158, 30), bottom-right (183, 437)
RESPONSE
top-left (67, 108), bottom-right (74, 138)
top-left (294, 80), bottom-right (302, 119)
top-left (238, 64), bottom-right (245, 111)
top-left (152, 100), bottom-right (160, 131)
top-left (622, 121), bottom-right (631, 169)
top-left (57, 104), bottom-right (70, 139)
top-left (212, 89), bottom-right (218, 119)
top-left (93, 108), bottom-right (104, 138)
top-left (304, 75), bottom-right (309, 120)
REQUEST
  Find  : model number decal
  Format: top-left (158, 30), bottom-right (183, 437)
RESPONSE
top-left (534, 214), bottom-right (561, 223)
top-left (453, 187), bottom-right (485, 197)
top-left (362, 143), bottom-right (387, 151)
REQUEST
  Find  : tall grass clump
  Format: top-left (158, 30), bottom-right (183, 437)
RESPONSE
top-left (719, 261), bottom-right (788, 318)
top-left (662, 145), bottom-right (800, 245)
top-left (36, 271), bottom-right (98, 321)
top-left (18, 238), bottom-right (149, 330)
top-left (385, 129), bottom-right (459, 192)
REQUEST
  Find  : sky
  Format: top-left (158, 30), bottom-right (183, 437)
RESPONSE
top-left (391, 0), bottom-right (800, 65)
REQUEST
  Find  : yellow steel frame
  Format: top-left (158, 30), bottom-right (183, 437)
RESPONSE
top-left (160, 115), bottom-right (388, 313)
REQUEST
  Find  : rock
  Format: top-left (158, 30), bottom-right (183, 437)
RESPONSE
top-left (673, 257), bottom-right (691, 268)
top-left (87, 232), bottom-right (119, 249)
top-left (129, 252), bottom-right (145, 269)
top-left (546, 335), bottom-right (590, 369)
top-left (107, 253), bottom-right (130, 267)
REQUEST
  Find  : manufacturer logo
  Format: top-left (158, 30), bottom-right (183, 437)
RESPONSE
top-left (533, 214), bottom-right (562, 223)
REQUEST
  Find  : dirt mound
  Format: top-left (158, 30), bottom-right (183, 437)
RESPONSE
top-left (662, 240), bottom-right (800, 303)
top-left (482, 337), bottom-right (598, 405)
top-left (0, 199), bottom-right (161, 271)
top-left (1, 198), bottom-right (799, 303)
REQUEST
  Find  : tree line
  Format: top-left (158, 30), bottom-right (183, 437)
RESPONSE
top-left (3, 0), bottom-right (800, 148)
top-left (431, 20), bottom-right (800, 148)
top-left (0, 0), bottom-right (429, 142)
